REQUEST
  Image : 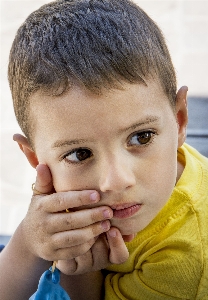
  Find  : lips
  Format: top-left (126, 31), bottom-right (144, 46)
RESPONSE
top-left (111, 203), bottom-right (142, 219)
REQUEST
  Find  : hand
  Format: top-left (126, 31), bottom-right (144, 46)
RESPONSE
top-left (57, 228), bottom-right (129, 275)
top-left (20, 164), bottom-right (113, 261)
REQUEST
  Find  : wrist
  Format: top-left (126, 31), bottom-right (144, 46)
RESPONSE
top-left (8, 221), bottom-right (51, 271)
top-left (0, 222), bottom-right (51, 300)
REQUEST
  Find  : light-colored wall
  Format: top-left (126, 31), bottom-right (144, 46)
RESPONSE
top-left (138, 0), bottom-right (208, 96)
top-left (1, 0), bottom-right (208, 235)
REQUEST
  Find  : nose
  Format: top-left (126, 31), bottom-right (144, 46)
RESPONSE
top-left (99, 154), bottom-right (136, 193)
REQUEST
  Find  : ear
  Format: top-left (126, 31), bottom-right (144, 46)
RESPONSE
top-left (13, 134), bottom-right (39, 168)
top-left (175, 86), bottom-right (188, 148)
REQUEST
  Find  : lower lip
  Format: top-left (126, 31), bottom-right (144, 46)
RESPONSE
top-left (113, 204), bottom-right (141, 219)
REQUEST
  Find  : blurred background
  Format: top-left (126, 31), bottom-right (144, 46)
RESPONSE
top-left (1, 0), bottom-right (208, 242)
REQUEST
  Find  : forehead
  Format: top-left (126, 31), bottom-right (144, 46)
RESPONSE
top-left (29, 80), bottom-right (173, 144)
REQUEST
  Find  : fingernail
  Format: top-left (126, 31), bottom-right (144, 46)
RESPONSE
top-left (90, 192), bottom-right (99, 202)
top-left (108, 229), bottom-right (117, 237)
top-left (101, 220), bottom-right (110, 231)
top-left (103, 209), bottom-right (111, 219)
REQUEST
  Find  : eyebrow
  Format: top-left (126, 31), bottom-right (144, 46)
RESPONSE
top-left (52, 139), bottom-right (90, 148)
top-left (118, 116), bottom-right (160, 133)
top-left (51, 116), bottom-right (160, 149)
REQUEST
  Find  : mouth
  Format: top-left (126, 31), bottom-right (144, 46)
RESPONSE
top-left (111, 203), bottom-right (142, 219)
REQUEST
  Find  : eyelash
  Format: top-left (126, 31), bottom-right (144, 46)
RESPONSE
top-left (62, 130), bottom-right (157, 164)
top-left (62, 147), bottom-right (93, 165)
top-left (127, 130), bottom-right (156, 148)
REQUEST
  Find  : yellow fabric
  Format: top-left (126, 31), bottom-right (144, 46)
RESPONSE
top-left (104, 144), bottom-right (208, 299)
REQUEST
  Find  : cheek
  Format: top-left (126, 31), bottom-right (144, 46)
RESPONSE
top-left (152, 127), bottom-right (178, 186)
top-left (51, 167), bottom-right (96, 192)
top-left (139, 143), bottom-right (178, 195)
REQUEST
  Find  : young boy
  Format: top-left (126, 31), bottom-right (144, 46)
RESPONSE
top-left (0, 0), bottom-right (208, 299)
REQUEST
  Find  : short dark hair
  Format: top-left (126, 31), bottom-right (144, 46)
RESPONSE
top-left (8, 0), bottom-right (177, 143)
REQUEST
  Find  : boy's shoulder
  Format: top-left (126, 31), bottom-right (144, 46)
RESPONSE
top-left (178, 144), bottom-right (208, 299)
top-left (181, 143), bottom-right (208, 168)
top-left (177, 143), bottom-right (208, 200)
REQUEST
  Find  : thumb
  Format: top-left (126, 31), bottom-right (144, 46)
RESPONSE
top-left (107, 228), bottom-right (129, 264)
top-left (32, 164), bottom-right (55, 196)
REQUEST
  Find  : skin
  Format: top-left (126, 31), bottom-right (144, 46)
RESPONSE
top-left (24, 79), bottom-right (187, 237)
top-left (19, 80), bottom-right (187, 266)
top-left (0, 80), bottom-right (188, 300)
top-left (0, 164), bottom-right (128, 300)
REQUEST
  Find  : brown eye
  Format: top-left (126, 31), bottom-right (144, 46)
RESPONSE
top-left (65, 148), bottom-right (92, 163)
top-left (137, 132), bottom-right (152, 144)
top-left (129, 131), bottom-right (154, 146)
top-left (76, 149), bottom-right (92, 161)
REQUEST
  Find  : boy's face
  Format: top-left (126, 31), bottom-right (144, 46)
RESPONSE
top-left (27, 80), bottom-right (187, 236)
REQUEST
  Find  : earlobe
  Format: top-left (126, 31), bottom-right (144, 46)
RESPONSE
top-left (13, 133), bottom-right (39, 168)
top-left (175, 86), bottom-right (188, 148)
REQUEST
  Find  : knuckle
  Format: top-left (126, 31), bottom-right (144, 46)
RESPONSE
top-left (77, 195), bottom-right (83, 205)
top-left (42, 234), bottom-right (51, 247)
top-left (76, 192), bottom-right (88, 206)
top-left (90, 210), bottom-right (99, 223)
top-left (65, 235), bottom-right (74, 246)
top-left (38, 218), bottom-right (48, 229)
top-left (33, 199), bottom-right (44, 211)
top-left (51, 234), bottom-right (61, 249)
top-left (91, 222), bottom-right (104, 237)
top-left (37, 243), bottom-right (54, 261)
top-left (76, 190), bottom-right (93, 206)
top-left (65, 216), bottom-right (75, 229)
top-left (36, 216), bottom-right (51, 235)
top-left (57, 193), bottom-right (67, 209)
top-left (48, 192), bottom-right (67, 211)
top-left (63, 233), bottom-right (78, 248)
top-left (78, 242), bottom-right (92, 256)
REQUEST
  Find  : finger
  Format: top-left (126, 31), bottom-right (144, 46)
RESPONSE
top-left (107, 227), bottom-right (129, 264)
top-left (57, 235), bottom-right (107, 275)
top-left (73, 250), bottom-right (93, 274)
top-left (57, 259), bottom-right (78, 274)
top-left (54, 239), bottom-right (96, 260)
top-left (33, 164), bottom-right (54, 195)
top-left (90, 234), bottom-right (109, 270)
top-left (57, 248), bottom-right (93, 275)
top-left (42, 189), bottom-right (101, 213)
top-left (122, 234), bottom-right (136, 242)
top-left (51, 220), bottom-right (111, 250)
top-left (51, 220), bottom-right (110, 251)
top-left (47, 207), bottom-right (113, 233)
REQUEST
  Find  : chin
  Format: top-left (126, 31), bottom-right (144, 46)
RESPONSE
top-left (111, 219), bottom-right (143, 236)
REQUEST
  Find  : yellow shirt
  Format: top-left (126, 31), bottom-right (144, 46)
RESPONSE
top-left (104, 144), bottom-right (208, 299)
